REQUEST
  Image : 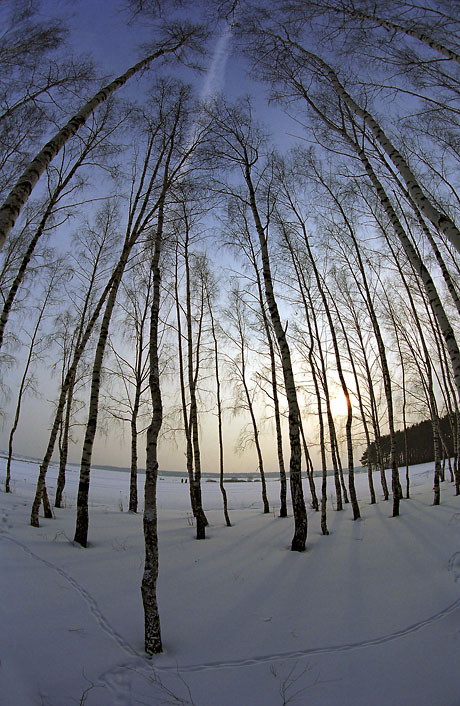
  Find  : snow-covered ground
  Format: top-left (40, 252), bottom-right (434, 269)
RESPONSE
top-left (1, 458), bottom-right (460, 706)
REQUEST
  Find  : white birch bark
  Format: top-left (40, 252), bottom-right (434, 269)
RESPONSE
top-left (5, 283), bottom-right (52, 492)
top-left (357, 146), bottom-right (460, 402)
top-left (206, 288), bottom-right (231, 527)
top-left (184, 236), bottom-right (208, 538)
top-left (273, 33), bottom-right (460, 254)
top-left (285, 234), bottom-right (343, 513)
top-left (0, 32), bottom-right (194, 249)
top-left (245, 168), bottom-right (308, 550)
top-left (325, 3), bottom-right (460, 65)
top-left (30, 261), bottom-right (121, 526)
top-left (235, 299), bottom-right (270, 514)
top-left (314, 2), bottom-right (460, 63)
top-left (247, 233), bottom-right (289, 516)
top-left (142, 214), bottom-right (163, 655)
top-left (291, 77), bottom-right (460, 428)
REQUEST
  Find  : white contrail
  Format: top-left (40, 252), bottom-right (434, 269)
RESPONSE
top-left (200, 23), bottom-right (233, 102)
top-left (178, 22), bottom-right (234, 177)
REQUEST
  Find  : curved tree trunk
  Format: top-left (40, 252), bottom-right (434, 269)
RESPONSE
top-left (279, 37), bottom-right (460, 254)
top-left (257, 280), bottom-right (288, 516)
top-left (0, 33), bottom-right (194, 249)
top-left (72, 103), bottom-right (184, 545)
top-left (329, 4), bottom-right (460, 65)
top-left (30, 211), bottom-right (141, 526)
top-left (0, 125), bottom-right (111, 350)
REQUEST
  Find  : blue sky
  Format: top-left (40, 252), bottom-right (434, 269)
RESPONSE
top-left (0, 0), bottom-right (303, 473)
top-left (1, 0), bottom-right (359, 476)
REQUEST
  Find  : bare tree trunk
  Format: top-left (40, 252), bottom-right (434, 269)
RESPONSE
top-left (433, 419), bottom-right (442, 506)
top-left (320, 276), bottom-right (360, 519)
top-left (183, 229), bottom-right (208, 538)
top-left (337, 103), bottom-right (460, 404)
top-left (142, 222), bottom-right (163, 656)
top-left (30, 328), bottom-right (99, 525)
top-left (211, 103), bottom-right (307, 549)
top-left (245, 168), bottom-right (307, 550)
top-left (54, 373), bottom-right (75, 507)
top-left (0, 116), bottom-right (116, 350)
top-left (454, 415), bottom-right (460, 494)
top-left (397, 333), bottom-right (410, 500)
top-left (73, 99), bottom-right (185, 545)
top-left (232, 292), bottom-right (270, 515)
top-left (333, 279), bottom-right (376, 504)
top-left (303, 156), bottom-right (397, 506)
top-left (328, 404), bottom-right (348, 507)
top-left (207, 290), bottom-right (231, 527)
top-left (304, 324), bottom-right (329, 533)
top-left (294, 87), bottom-right (460, 511)
top-left (278, 36), bottom-right (460, 253)
top-left (5, 288), bottom-right (50, 491)
top-left (0, 31), bottom-right (195, 249)
top-left (129, 388), bottom-right (141, 513)
top-left (266, 38), bottom-right (460, 408)
top-left (174, 243), bottom-right (196, 518)
top-left (299, 420), bottom-right (319, 512)
top-left (256, 274), bottom-right (289, 516)
top-left (382, 221), bottom-right (446, 505)
top-left (358, 323), bottom-right (389, 501)
top-left (30, 212), bottom-right (139, 526)
top-left (74, 270), bottom-right (128, 546)
top-left (285, 237), bottom-right (342, 514)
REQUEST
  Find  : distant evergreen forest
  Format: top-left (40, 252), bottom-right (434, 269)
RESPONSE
top-left (361, 415), bottom-right (457, 469)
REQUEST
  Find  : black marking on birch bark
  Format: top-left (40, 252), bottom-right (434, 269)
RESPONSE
top-left (0, 38), bottom-right (189, 248)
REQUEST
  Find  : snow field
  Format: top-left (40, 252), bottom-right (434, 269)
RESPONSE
top-left (1, 458), bottom-right (460, 705)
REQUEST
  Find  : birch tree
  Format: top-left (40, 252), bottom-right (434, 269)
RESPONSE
top-left (210, 101), bottom-right (308, 550)
top-left (0, 0), bottom-right (93, 200)
top-left (171, 189), bottom-right (210, 539)
top-left (0, 98), bottom-right (126, 351)
top-left (273, 158), bottom-right (360, 519)
top-left (224, 198), bottom-right (289, 516)
top-left (73, 82), bottom-right (206, 547)
top-left (4, 261), bottom-right (66, 492)
top-left (142, 188), bottom-right (165, 656)
top-left (0, 20), bottom-right (205, 249)
top-left (102, 261), bottom-right (154, 513)
top-left (224, 286), bottom-right (270, 514)
top-left (204, 271), bottom-right (231, 527)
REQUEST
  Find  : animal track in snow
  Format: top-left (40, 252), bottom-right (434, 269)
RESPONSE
top-left (0, 533), bottom-right (139, 660)
top-left (97, 591), bottom-right (460, 702)
top-left (448, 550), bottom-right (460, 583)
top-left (3, 520), bottom-right (460, 690)
top-left (154, 596), bottom-right (460, 674)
